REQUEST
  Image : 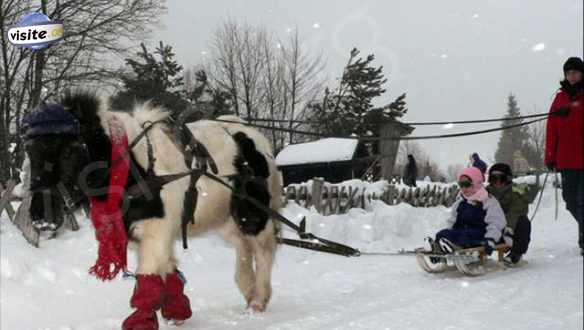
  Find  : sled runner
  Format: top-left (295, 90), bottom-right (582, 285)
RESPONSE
top-left (0, 180), bottom-right (17, 223)
top-left (415, 243), bottom-right (510, 276)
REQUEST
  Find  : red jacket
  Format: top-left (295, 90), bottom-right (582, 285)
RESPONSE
top-left (545, 87), bottom-right (584, 170)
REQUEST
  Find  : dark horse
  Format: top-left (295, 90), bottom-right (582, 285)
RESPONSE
top-left (24, 93), bottom-right (282, 329)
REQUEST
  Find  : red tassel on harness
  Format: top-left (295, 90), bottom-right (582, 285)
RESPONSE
top-left (88, 116), bottom-right (130, 280)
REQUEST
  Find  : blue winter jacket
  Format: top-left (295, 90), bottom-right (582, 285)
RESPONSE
top-left (446, 195), bottom-right (506, 242)
top-left (471, 153), bottom-right (487, 174)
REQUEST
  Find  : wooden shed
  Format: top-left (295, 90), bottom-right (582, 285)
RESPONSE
top-left (276, 138), bottom-right (371, 185)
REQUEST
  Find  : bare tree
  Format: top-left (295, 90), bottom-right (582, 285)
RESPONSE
top-left (396, 140), bottom-right (424, 165)
top-left (279, 29), bottom-right (326, 146)
top-left (446, 163), bottom-right (465, 182)
top-left (261, 33), bottom-right (286, 149)
top-left (523, 105), bottom-right (545, 169)
top-left (394, 140), bottom-right (422, 178)
top-left (206, 21), bottom-right (326, 152)
top-left (0, 0), bottom-right (32, 181)
top-left (0, 0), bottom-right (166, 182)
top-left (395, 140), bottom-right (444, 181)
top-left (207, 20), bottom-right (268, 118)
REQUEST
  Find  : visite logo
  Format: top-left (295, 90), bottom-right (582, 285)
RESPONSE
top-left (7, 12), bottom-right (63, 50)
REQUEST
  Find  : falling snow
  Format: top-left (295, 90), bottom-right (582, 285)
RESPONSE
top-left (532, 43), bottom-right (546, 52)
top-left (442, 123), bottom-right (454, 130)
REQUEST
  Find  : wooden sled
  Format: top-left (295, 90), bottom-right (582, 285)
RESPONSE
top-left (1, 180), bottom-right (81, 248)
top-left (416, 244), bottom-right (510, 276)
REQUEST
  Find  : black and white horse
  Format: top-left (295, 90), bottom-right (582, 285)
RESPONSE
top-left (24, 93), bottom-right (282, 329)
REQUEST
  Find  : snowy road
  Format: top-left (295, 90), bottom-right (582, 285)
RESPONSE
top-left (1, 182), bottom-right (582, 330)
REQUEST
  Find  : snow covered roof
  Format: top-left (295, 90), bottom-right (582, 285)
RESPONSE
top-left (276, 138), bottom-right (360, 166)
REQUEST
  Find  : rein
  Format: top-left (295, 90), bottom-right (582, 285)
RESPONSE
top-left (201, 171), bottom-right (361, 257)
top-left (122, 115), bottom-right (218, 249)
top-left (124, 147), bottom-right (361, 257)
top-left (126, 164), bottom-right (361, 257)
top-left (131, 112), bottom-right (361, 257)
top-left (65, 113), bottom-right (361, 258)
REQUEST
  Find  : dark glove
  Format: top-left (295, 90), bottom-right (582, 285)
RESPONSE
top-left (483, 238), bottom-right (497, 256)
top-left (554, 106), bottom-right (570, 117)
top-left (546, 163), bottom-right (555, 172)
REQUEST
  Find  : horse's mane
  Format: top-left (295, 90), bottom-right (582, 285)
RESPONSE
top-left (61, 91), bottom-right (101, 122)
top-left (60, 92), bottom-right (172, 134)
top-left (60, 91), bottom-right (110, 138)
top-left (131, 101), bottom-right (170, 126)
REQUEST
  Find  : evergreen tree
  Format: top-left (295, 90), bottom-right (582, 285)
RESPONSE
top-left (494, 94), bottom-right (530, 166)
top-left (186, 70), bottom-right (233, 118)
top-left (111, 42), bottom-right (189, 112)
top-left (310, 48), bottom-right (388, 136)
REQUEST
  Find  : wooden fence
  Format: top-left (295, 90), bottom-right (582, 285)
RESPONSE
top-left (283, 178), bottom-right (460, 215)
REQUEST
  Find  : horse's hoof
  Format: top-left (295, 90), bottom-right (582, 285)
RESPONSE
top-left (247, 300), bottom-right (266, 312)
top-left (164, 318), bottom-right (185, 326)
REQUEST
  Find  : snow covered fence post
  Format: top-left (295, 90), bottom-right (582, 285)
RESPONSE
top-left (311, 178), bottom-right (325, 214)
top-left (329, 185), bottom-right (339, 214)
top-left (0, 180), bottom-right (17, 222)
top-left (12, 188), bottom-right (40, 247)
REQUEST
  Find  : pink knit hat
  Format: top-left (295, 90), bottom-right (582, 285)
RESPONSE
top-left (459, 167), bottom-right (484, 193)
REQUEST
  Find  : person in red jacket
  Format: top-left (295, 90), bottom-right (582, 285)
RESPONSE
top-left (545, 56), bottom-right (584, 255)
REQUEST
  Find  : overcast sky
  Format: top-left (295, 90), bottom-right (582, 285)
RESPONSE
top-left (153, 0), bottom-right (583, 170)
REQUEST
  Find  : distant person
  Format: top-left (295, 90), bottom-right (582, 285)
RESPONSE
top-left (545, 56), bottom-right (584, 256)
top-left (469, 153), bottom-right (487, 176)
top-left (403, 154), bottom-right (418, 187)
top-left (425, 167), bottom-right (506, 255)
top-left (486, 163), bottom-right (531, 266)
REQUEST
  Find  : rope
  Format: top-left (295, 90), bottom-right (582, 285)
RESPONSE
top-left (554, 172), bottom-right (559, 221)
top-left (358, 250), bottom-right (419, 256)
top-left (212, 117), bottom-right (547, 142)
top-left (530, 172), bottom-right (549, 222)
top-left (244, 111), bottom-right (551, 127)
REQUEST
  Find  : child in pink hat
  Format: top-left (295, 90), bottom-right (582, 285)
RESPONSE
top-left (426, 167), bottom-right (506, 256)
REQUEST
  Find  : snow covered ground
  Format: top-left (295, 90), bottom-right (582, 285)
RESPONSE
top-left (1, 178), bottom-right (582, 330)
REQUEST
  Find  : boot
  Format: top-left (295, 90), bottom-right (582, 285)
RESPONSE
top-left (424, 237), bottom-right (443, 264)
top-left (438, 237), bottom-right (461, 254)
top-left (161, 270), bottom-right (192, 323)
top-left (122, 274), bottom-right (164, 330)
top-left (503, 252), bottom-right (522, 267)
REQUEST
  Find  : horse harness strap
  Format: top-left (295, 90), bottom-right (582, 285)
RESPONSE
top-left (125, 165), bottom-right (361, 257)
top-left (140, 121), bottom-right (156, 177)
top-left (137, 120), bottom-right (197, 249)
top-left (124, 119), bottom-right (360, 257)
top-left (164, 119), bottom-right (208, 250)
top-left (199, 171), bottom-right (361, 257)
top-left (132, 118), bottom-right (219, 250)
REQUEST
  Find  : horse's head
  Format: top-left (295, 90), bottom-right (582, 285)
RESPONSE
top-left (23, 93), bottom-right (105, 229)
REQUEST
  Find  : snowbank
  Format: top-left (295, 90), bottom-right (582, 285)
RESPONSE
top-left (1, 176), bottom-right (582, 330)
top-left (281, 200), bottom-right (450, 253)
